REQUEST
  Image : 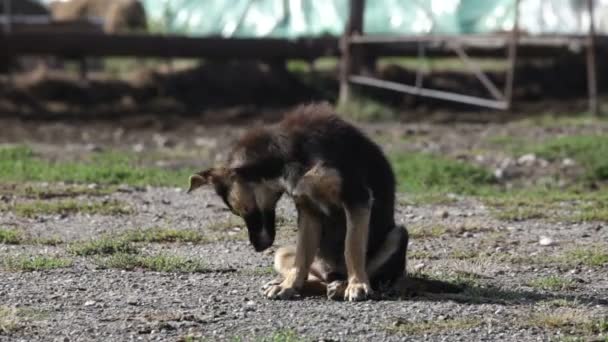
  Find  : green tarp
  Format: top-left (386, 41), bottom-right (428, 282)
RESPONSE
top-left (37, 0), bottom-right (608, 37)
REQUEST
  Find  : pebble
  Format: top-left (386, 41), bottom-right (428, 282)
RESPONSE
top-left (517, 153), bottom-right (537, 166)
top-left (84, 300), bottom-right (96, 307)
top-left (538, 236), bottom-right (555, 246)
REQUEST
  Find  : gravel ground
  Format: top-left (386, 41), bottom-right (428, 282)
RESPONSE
top-left (1, 118), bottom-right (607, 341)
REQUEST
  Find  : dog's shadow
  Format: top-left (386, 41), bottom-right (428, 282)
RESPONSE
top-left (381, 275), bottom-right (607, 307)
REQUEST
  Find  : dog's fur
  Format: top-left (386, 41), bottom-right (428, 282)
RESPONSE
top-left (188, 103), bottom-right (408, 301)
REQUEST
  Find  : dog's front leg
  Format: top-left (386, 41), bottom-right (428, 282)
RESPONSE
top-left (264, 202), bottom-right (320, 300)
top-left (344, 204), bottom-right (372, 301)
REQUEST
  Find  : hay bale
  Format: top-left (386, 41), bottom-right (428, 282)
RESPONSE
top-left (0, 0), bottom-right (49, 15)
top-left (50, 0), bottom-right (147, 33)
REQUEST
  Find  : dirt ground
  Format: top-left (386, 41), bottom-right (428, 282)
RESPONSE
top-left (0, 115), bottom-right (607, 342)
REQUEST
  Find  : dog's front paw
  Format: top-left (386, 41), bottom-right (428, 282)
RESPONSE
top-left (261, 278), bottom-right (282, 291)
top-left (264, 284), bottom-right (297, 300)
top-left (344, 281), bottom-right (372, 302)
top-left (327, 280), bottom-right (347, 300)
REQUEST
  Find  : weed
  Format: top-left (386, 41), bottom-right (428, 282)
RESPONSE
top-left (9, 199), bottom-right (132, 218)
top-left (67, 238), bottom-right (138, 256)
top-left (528, 276), bottom-right (577, 291)
top-left (95, 253), bottom-right (209, 273)
top-left (524, 309), bottom-right (607, 336)
top-left (563, 247), bottom-right (608, 267)
top-left (0, 228), bottom-right (22, 244)
top-left (1, 256), bottom-right (72, 271)
top-left (121, 228), bottom-right (205, 244)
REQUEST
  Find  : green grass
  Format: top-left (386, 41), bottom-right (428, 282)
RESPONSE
top-left (0, 146), bottom-right (190, 187)
top-left (564, 247), bottom-right (608, 267)
top-left (1, 256), bottom-right (72, 271)
top-left (0, 228), bottom-right (22, 244)
top-left (120, 228), bottom-right (205, 244)
top-left (0, 228), bottom-right (62, 245)
top-left (390, 153), bottom-right (495, 194)
top-left (336, 95), bottom-right (397, 121)
top-left (528, 135), bottom-right (608, 182)
top-left (528, 276), bottom-right (577, 291)
top-left (67, 237), bottom-right (138, 256)
top-left (8, 199), bottom-right (132, 218)
top-left (95, 253), bottom-right (209, 273)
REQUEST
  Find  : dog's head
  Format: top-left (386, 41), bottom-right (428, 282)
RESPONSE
top-left (188, 158), bottom-right (284, 252)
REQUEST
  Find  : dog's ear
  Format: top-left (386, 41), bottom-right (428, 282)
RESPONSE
top-left (187, 168), bottom-right (232, 193)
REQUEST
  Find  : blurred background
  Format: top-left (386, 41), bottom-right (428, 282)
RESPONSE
top-left (1, 0), bottom-right (608, 121)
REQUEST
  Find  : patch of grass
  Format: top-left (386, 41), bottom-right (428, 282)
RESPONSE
top-left (121, 228), bottom-right (205, 244)
top-left (528, 135), bottom-right (608, 181)
top-left (337, 95), bottom-right (397, 121)
top-left (67, 237), bottom-right (138, 256)
top-left (8, 199), bottom-right (132, 218)
top-left (390, 153), bottom-right (494, 194)
top-left (528, 276), bottom-right (577, 291)
top-left (493, 206), bottom-right (549, 221)
top-left (0, 145), bottom-right (190, 187)
top-left (0, 228), bottom-right (63, 245)
top-left (388, 317), bottom-right (483, 335)
top-left (525, 310), bottom-right (607, 336)
top-left (95, 253), bottom-right (209, 273)
top-left (1, 256), bottom-right (72, 271)
top-left (408, 224), bottom-right (446, 239)
top-left (563, 247), bottom-right (608, 267)
top-left (0, 228), bottom-right (22, 244)
top-left (0, 306), bottom-right (18, 333)
top-left (450, 249), bottom-right (480, 260)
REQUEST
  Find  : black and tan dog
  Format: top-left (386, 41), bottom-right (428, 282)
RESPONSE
top-left (188, 103), bottom-right (408, 301)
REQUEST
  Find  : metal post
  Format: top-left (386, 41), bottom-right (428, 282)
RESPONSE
top-left (586, 0), bottom-right (600, 116)
top-left (504, 0), bottom-right (520, 109)
top-left (338, 0), bottom-right (365, 107)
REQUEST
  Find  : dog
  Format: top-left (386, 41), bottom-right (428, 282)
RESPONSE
top-left (187, 103), bottom-right (408, 301)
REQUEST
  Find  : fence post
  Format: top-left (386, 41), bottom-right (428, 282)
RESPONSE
top-left (338, 0), bottom-right (365, 107)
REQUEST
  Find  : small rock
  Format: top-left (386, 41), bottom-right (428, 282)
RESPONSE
top-left (161, 199), bottom-right (171, 205)
top-left (494, 168), bottom-right (504, 180)
top-left (436, 210), bottom-right (449, 219)
top-left (538, 236), bottom-right (555, 246)
top-left (517, 153), bottom-right (537, 166)
top-left (562, 158), bottom-right (575, 167)
top-left (462, 232), bottom-right (474, 238)
top-left (85, 143), bottom-right (103, 152)
top-left (132, 143), bottom-right (145, 153)
top-left (84, 300), bottom-right (96, 307)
